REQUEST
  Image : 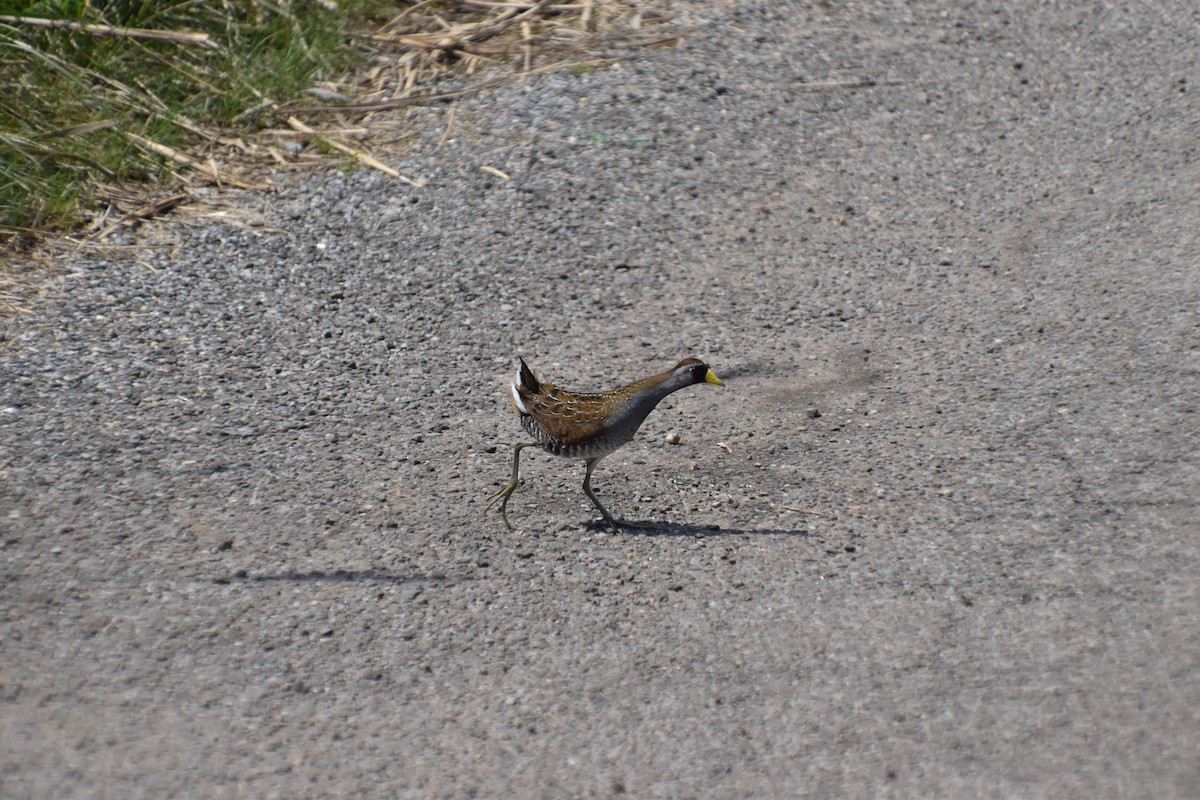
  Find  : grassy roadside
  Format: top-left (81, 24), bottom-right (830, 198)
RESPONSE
top-left (0, 0), bottom-right (678, 265)
top-left (0, 0), bottom-right (681, 317)
top-left (1, 0), bottom-right (369, 246)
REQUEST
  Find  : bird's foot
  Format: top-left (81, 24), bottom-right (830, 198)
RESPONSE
top-left (485, 482), bottom-right (518, 530)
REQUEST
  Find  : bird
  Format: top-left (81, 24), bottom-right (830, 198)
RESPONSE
top-left (487, 357), bottom-right (725, 531)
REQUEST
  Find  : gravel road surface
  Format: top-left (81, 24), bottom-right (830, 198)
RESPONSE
top-left (3, 1), bottom-right (1198, 797)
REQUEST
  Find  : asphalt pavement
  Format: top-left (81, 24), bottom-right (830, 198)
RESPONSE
top-left (3, 1), bottom-right (1198, 797)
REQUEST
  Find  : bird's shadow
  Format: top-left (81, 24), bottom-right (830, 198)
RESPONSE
top-left (214, 570), bottom-right (455, 585)
top-left (593, 520), bottom-right (810, 538)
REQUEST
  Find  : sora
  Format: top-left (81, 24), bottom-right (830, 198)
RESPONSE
top-left (487, 357), bottom-right (725, 531)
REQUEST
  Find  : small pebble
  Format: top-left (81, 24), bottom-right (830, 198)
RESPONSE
top-left (665, 432), bottom-right (681, 445)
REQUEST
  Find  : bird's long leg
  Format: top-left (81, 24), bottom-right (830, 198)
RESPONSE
top-left (583, 457), bottom-right (623, 532)
top-left (486, 442), bottom-right (536, 530)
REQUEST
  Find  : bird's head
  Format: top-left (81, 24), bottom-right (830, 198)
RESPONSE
top-left (672, 358), bottom-right (725, 388)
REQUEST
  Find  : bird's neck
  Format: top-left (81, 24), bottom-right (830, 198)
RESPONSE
top-left (614, 372), bottom-right (690, 430)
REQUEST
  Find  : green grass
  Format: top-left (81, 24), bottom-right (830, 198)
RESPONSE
top-left (0, 0), bottom-right (370, 244)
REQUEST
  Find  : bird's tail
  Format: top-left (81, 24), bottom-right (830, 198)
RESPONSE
top-left (508, 357), bottom-right (539, 416)
top-left (517, 357), bottom-right (541, 394)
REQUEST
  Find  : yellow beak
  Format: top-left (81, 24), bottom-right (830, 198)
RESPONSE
top-left (705, 368), bottom-right (725, 387)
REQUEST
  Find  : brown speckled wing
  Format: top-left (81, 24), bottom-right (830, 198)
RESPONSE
top-left (517, 383), bottom-right (621, 446)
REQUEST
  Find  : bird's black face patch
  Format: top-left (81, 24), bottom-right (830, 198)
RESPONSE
top-left (690, 363), bottom-right (709, 383)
